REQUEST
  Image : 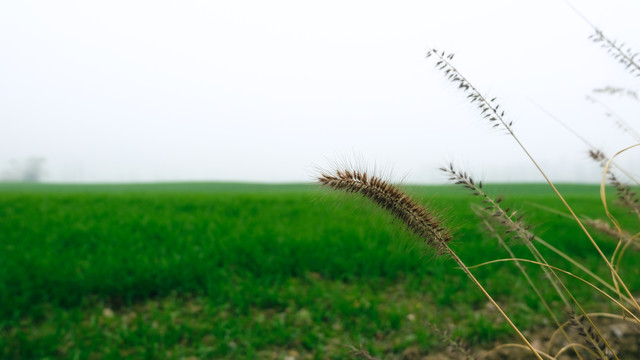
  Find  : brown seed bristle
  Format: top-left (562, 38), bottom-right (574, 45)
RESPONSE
top-left (568, 311), bottom-right (613, 359)
top-left (426, 49), bottom-right (513, 133)
top-left (586, 218), bottom-right (638, 249)
top-left (318, 169), bottom-right (451, 249)
top-left (593, 86), bottom-right (639, 100)
top-left (607, 173), bottom-right (640, 216)
top-left (590, 28), bottom-right (640, 77)
top-left (589, 149), bottom-right (607, 164)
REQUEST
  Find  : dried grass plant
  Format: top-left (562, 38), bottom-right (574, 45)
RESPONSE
top-left (317, 13), bottom-right (639, 360)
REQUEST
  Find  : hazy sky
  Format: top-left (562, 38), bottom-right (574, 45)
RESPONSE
top-left (1, 1), bottom-right (639, 183)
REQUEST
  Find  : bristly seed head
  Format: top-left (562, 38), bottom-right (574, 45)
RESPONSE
top-left (318, 169), bottom-right (452, 250)
top-left (590, 29), bottom-right (640, 77)
top-left (568, 310), bottom-right (614, 359)
top-left (426, 48), bottom-right (514, 133)
top-left (442, 164), bottom-right (538, 244)
top-left (588, 149), bottom-right (610, 171)
top-left (608, 173), bottom-right (640, 215)
top-left (588, 149), bottom-right (640, 214)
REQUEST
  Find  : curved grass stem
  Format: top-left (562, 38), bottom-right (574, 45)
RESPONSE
top-left (443, 245), bottom-right (544, 360)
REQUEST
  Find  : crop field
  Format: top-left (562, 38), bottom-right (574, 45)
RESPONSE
top-left (1, 182), bottom-right (639, 359)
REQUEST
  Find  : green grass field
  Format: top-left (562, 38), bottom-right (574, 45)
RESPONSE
top-left (1, 182), bottom-right (638, 359)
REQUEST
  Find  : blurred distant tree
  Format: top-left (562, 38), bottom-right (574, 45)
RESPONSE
top-left (1, 157), bottom-right (46, 182)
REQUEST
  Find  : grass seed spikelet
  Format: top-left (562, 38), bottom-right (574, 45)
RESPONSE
top-left (318, 169), bottom-right (451, 250)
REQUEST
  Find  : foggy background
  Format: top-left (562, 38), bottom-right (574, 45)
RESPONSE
top-left (1, 1), bottom-right (639, 184)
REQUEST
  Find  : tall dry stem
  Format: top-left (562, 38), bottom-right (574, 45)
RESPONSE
top-left (426, 48), bottom-right (640, 316)
top-left (318, 169), bottom-right (544, 360)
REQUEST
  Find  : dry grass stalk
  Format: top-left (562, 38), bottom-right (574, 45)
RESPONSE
top-left (318, 169), bottom-right (544, 360)
top-left (568, 0), bottom-right (640, 76)
top-left (585, 218), bottom-right (638, 250)
top-left (589, 29), bottom-right (640, 77)
top-left (589, 149), bottom-right (640, 187)
top-left (586, 95), bottom-right (640, 143)
top-left (441, 164), bottom-right (563, 294)
top-left (607, 173), bottom-right (640, 219)
top-left (426, 49), bottom-right (514, 133)
top-left (324, 12), bottom-right (638, 358)
top-left (589, 150), bottom-right (640, 219)
top-left (593, 86), bottom-right (639, 101)
top-left (443, 163), bottom-right (625, 358)
top-left (429, 47), bottom-right (640, 319)
top-left (569, 311), bottom-right (615, 360)
top-left (534, 104), bottom-right (639, 186)
top-left (566, 1), bottom-right (640, 76)
top-left (441, 164), bottom-right (533, 242)
top-left (473, 205), bottom-right (585, 359)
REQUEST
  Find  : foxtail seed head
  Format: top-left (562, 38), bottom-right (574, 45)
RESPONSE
top-left (318, 169), bottom-right (451, 250)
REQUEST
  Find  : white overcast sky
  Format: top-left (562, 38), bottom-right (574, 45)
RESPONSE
top-left (1, 1), bottom-right (639, 183)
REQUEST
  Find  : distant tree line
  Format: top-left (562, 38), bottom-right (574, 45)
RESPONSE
top-left (1, 157), bottom-right (46, 182)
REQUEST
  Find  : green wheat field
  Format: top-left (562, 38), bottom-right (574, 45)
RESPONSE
top-left (1, 182), bottom-right (638, 359)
